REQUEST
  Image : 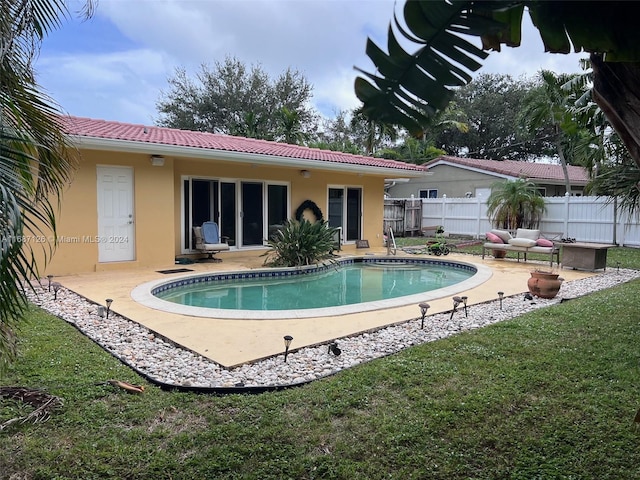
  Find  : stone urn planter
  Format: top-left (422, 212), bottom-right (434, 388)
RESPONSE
top-left (527, 270), bottom-right (563, 299)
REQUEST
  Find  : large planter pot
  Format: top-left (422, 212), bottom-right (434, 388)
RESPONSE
top-left (527, 271), bottom-right (562, 299)
top-left (492, 249), bottom-right (507, 259)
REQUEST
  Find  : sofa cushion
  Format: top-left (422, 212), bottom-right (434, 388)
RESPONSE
top-left (490, 229), bottom-right (512, 243)
top-left (508, 237), bottom-right (537, 247)
top-left (536, 238), bottom-right (554, 247)
top-left (515, 228), bottom-right (540, 241)
top-left (486, 232), bottom-right (504, 244)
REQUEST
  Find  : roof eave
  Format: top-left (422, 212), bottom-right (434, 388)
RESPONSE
top-left (68, 135), bottom-right (426, 178)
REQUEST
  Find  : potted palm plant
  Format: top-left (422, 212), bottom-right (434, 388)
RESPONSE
top-left (485, 178), bottom-right (546, 258)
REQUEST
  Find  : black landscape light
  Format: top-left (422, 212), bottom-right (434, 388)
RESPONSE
top-left (47, 274), bottom-right (53, 292)
top-left (450, 296), bottom-right (462, 320)
top-left (105, 298), bottom-right (113, 319)
top-left (498, 291), bottom-right (504, 310)
top-left (461, 296), bottom-right (469, 317)
top-left (283, 335), bottom-right (293, 362)
top-left (419, 302), bottom-right (430, 329)
top-left (52, 282), bottom-right (61, 300)
top-left (328, 342), bottom-right (342, 356)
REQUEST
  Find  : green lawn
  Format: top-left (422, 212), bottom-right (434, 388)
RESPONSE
top-left (2, 247), bottom-right (640, 479)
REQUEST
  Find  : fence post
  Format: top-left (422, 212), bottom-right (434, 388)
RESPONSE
top-left (563, 192), bottom-right (570, 238)
top-left (476, 194), bottom-right (483, 239)
top-left (441, 195), bottom-right (447, 227)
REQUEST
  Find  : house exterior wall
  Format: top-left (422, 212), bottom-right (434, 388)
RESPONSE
top-left (388, 164), bottom-right (583, 198)
top-left (36, 151), bottom-right (387, 275)
top-left (389, 165), bottom-right (500, 198)
top-left (173, 158), bottom-right (387, 254)
top-left (36, 149), bottom-right (175, 275)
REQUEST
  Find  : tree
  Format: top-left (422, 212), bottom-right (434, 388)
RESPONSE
top-left (354, 1), bottom-right (640, 171)
top-left (312, 110), bottom-right (364, 155)
top-left (486, 179), bottom-right (546, 231)
top-left (436, 74), bottom-right (548, 160)
top-left (349, 107), bottom-right (399, 155)
top-left (520, 70), bottom-right (580, 193)
top-left (1, 1), bottom-right (92, 371)
top-left (157, 57), bottom-right (318, 143)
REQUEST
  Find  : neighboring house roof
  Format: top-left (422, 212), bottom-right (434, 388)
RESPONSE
top-left (425, 155), bottom-right (590, 185)
top-left (58, 116), bottom-right (426, 176)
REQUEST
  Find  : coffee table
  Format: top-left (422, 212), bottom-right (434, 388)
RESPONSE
top-left (559, 242), bottom-right (615, 271)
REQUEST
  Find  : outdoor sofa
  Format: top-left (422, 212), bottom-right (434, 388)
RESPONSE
top-left (482, 228), bottom-right (560, 267)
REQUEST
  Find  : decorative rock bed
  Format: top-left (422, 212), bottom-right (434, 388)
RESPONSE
top-left (26, 266), bottom-right (640, 393)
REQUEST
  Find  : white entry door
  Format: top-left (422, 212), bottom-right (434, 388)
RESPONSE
top-left (96, 166), bottom-right (135, 262)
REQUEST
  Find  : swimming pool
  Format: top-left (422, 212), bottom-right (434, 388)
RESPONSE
top-left (131, 257), bottom-right (492, 319)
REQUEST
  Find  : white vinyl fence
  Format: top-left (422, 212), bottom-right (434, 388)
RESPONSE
top-left (413, 194), bottom-right (639, 247)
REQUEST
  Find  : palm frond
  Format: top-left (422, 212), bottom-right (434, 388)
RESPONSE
top-left (354, 1), bottom-right (523, 135)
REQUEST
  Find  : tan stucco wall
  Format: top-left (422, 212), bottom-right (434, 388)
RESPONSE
top-left (37, 149), bottom-right (175, 275)
top-left (35, 152), bottom-right (388, 275)
top-left (173, 158), bottom-right (387, 255)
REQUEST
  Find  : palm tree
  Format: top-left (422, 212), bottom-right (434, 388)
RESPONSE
top-left (520, 70), bottom-right (578, 193)
top-left (0, 1), bottom-right (92, 371)
top-left (277, 107), bottom-right (308, 145)
top-left (486, 179), bottom-right (546, 231)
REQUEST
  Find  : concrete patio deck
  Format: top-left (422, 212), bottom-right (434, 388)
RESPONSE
top-left (51, 249), bottom-right (593, 368)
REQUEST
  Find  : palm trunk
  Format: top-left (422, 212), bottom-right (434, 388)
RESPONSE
top-left (555, 136), bottom-right (572, 195)
top-left (591, 54), bottom-right (640, 171)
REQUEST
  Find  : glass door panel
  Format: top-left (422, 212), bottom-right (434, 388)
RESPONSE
top-left (267, 184), bottom-right (288, 240)
top-left (220, 182), bottom-right (236, 247)
top-left (328, 188), bottom-right (344, 229)
top-left (241, 182), bottom-right (263, 246)
top-left (346, 188), bottom-right (361, 241)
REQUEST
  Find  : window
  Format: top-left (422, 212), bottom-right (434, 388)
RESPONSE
top-left (182, 177), bottom-right (288, 251)
top-left (419, 189), bottom-right (438, 198)
top-left (328, 187), bottom-right (362, 242)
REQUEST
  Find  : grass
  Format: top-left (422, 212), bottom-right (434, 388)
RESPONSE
top-left (2, 247), bottom-right (640, 479)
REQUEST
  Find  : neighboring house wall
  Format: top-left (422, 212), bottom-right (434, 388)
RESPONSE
top-left (390, 165), bottom-right (503, 198)
top-left (388, 157), bottom-right (587, 198)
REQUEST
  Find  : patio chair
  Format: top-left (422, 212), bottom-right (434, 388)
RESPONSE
top-left (193, 221), bottom-right (230, 262)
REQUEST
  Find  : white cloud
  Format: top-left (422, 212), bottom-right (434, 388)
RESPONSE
top-left (36, 1), bottom-right (590, 125)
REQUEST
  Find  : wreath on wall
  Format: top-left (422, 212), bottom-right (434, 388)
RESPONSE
top-left (295, 200), bottom-right (324, 222)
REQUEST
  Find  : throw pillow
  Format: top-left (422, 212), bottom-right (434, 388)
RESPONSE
top-left (536, 238), bottom-right (554, 247)
top-left (490, 229), bottom-right (512, 243)
top-left (508, 238), bottom-right (537, 247)
top-left (515, 228), bottom-right (540, 241)
top-left (485, 232), bottom-right (503, 244)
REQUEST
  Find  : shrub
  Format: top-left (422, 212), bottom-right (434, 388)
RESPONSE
top-left (262, 219), bottom-right (338, 267)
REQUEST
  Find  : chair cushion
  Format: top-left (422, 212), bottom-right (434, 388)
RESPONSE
top-left (508, 237), bottom-right (537, 247)
top-left (536, 238), bottom-right (554, 247)
top-left (202, 221), bottom-right (221, 244)
top-left (485, 232), bottom-right (503, 244)
top-left (490, 229), bottom-right (512, 243)
top-left (515, 228), bottom-right (540, 241)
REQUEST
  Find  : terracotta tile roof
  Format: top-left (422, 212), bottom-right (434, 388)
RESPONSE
top-left (427, 155), bottom-right (589, 184)
top-left (58, 116), bottom-right (426, 173)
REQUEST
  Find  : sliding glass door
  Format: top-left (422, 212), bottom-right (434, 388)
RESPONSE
top-left (328, 186), bottom-right (362, 242)
top-left (183, 177), bottom-right (288, 251)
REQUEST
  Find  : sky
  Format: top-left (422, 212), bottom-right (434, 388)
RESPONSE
top-left (36, 0), bottom-right (589, 127)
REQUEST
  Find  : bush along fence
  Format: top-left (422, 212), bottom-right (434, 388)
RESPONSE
top-left (385, 194), bottom-right (640, 247)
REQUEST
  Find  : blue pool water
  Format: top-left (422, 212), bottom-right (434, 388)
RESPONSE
top-left (153, 259), bottom-right (475, 311)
